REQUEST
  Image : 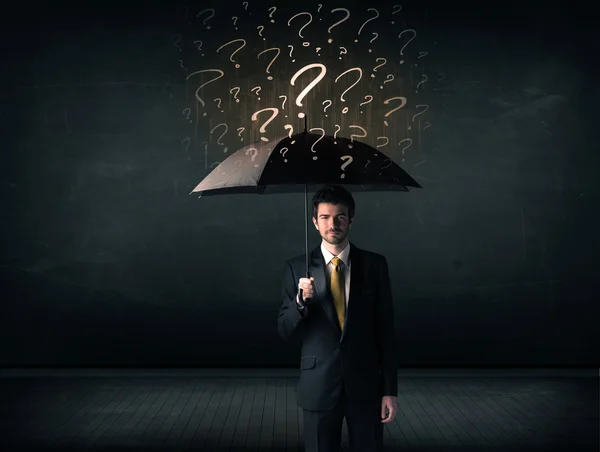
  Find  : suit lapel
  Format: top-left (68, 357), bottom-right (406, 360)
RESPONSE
top-left (341, 242), bottom-right (362, 342)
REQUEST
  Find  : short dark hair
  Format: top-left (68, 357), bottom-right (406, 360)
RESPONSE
top-left (312, 185), bottom-right (355, 220)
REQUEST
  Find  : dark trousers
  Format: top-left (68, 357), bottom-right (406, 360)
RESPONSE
top-left (302, 383), bottom-right (383, 452)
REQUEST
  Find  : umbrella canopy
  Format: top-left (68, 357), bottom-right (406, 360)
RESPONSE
top-left (190, 129), bottom-right (421, 303)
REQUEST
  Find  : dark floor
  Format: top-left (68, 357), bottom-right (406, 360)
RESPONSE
top-left (0, 369), bottom-right (597, 451)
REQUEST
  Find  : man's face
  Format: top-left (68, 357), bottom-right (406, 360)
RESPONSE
top-left (313, 202), bottom-right (353, 245)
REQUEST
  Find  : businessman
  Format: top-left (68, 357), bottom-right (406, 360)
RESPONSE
top-left (278, 184), bottom-right (398, 452)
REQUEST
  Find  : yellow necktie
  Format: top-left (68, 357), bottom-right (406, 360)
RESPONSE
top-left (330, 257), bottom-right (345, 330)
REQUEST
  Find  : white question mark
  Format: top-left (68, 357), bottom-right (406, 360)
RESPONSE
top-left (359, 95), bottom-right (373, 113)
top-left (376, 136), bottom-right (389, 147)
top-left (371, 57), bottom-right (387, 77)
top-left (232, 16), bottom-right (239, 29)
top-left (280, 147), bottom-right (289, 162)
top-left (216, 38), bottom-right (247, 68)
top-left (179, 59), bottom-right (186, 70)
top-left (181, 137), bottom-right (191, 156)
top-left (245, 147), bottom-right (259, 167)
top-left (412, 104), bottom-right (429, 122)
top-left (182, 107), bottom-right (191, 122)
top-left (315, 46), bottom-right (322, 56)
top-left (333, 124), bottom-right (341, 143)
top-left (257, 47), bottom-right (280, 81)
top-left (186, 69), bottom-right (225, 115)
top-left (355, 8), bottom-right (379, 42)
top-left (338, 47), bottom-right (347, 59)
top-left (214, 98), bottom-right (223, 112)
top-left (309, 128), bottom-right (325, 157)
top-left (197, 8), bottom-right (215, 29)
top-left (348, 125), bottom-right (367, 147)
top-left (288, 45), bottom-right (295, 62)
top-left (279, 95), bottom-right (287, 115)
top-left (251, 107), bottom-right (280, 142)
top-left (334, 67), bottom-right (363, 114)
top-left (288, 12), bottom-right (313, 46)
top-left (327, 8), bottom-right (350, 43)
top-left (243, 2), bottom-right (249, 11)
top-left (251, 86), bottom-right (262, 100)
top-left (290, 63), bottom-right (327, 118)
top-left (340, 155), bottom-right (353, 178)
top-left (380, 74), bottom-right (394, 89)
top-left (210, 123), bottom-right (229, 152)
top-left (398, 29), bottom-right (417, 64)
top-left (193, 40), bottom-right (205, 56)
top-left (322, 99), bottom-right (332, 116)
top-left (383, 96), bottom-right (407, 126)
top-left (237, 127), bottom-right (245, 141)
top-left (284, 124), bottom-right (295, 143)
top-left (317, 4), bottom-right (323, 13)
top-left (257, 25), bottom-right (265, 39)
top-left (398, 138), bottom-right (413, 162)
top-left (230, 86), bottom-right (241, 103)
top-left (416, 74), bottom-right (428, 93)
top-left (268, 6), bottom-right (277, 22)
top-left (391, 5), bottom-right (402, 24)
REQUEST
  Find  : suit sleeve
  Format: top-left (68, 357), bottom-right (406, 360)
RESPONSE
top-left (376, 256), bottom-right (398, 396)
top-left (277, 259), bottom-right (308, 342)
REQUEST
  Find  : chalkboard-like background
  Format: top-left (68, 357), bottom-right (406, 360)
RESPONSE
top-left (1, 0), bottom-right (597, 367)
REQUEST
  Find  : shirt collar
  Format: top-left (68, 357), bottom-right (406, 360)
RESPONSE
top-left (321, 240), bottom-right (350, 268)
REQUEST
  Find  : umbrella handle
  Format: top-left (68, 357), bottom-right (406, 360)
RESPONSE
top-left (297, 271), bottom-right (311, 306)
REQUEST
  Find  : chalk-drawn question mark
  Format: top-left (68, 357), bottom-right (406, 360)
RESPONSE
top-left (338, 47), bottom-right (347, 59)
top-left (355, 8), bottom-right (379, 42)
top-left (182, 107), bottom-right (192, 122)
top-left (416, 74), bottom-right (428, 93)
top-left (380, 74), bottom-right (394, 89)
top-left (383, 96), bottom-right (407, 126)
top-left (179, 60), bottom-right (186, 70)
top-left (251, 86), bottom-right (262, 100)
top-left (231, 16), bottom-right (239, 30)
top-left (288, 12), bottom-right (313, 46)
top-left (251, 107), bottom-right (279, 142)
top-left (328, 8), bottom-right (351, 43)
top-left (290, 63), bottom-right (327, 118)
top-left (172, 34), bottom-right (182, 51)
top-left (269, 6), bottom-right (277, 22)
top-left (398, 29), bottom-right (417, 64)
top-left (197, 8), bottom-right (215, 29)
top-left (348, 125), bottom-right (367, 148)
top-left (237, 127), bottom-right (245, 141)
top-left (322, 99), bottom-right (332, 116)
top-left (216, 39), bottom-right (247, 68)
top-left (309, 128), bottom-right (325, 157)
top-left (376, 136), bottom-right (389, 147)
top-left (340, 156), bottom-right (353, 178)
top-left (192, 40), bottom-right (205, 56)
top-left (181, 137), bottom-right (191, 157)
top-left (391, 5), bottom-right (402, 24)
top-left (334, 67), bottom-right (363, 114)
top-left (257, 25), bottom-right (265, 40)
top-left (333, 124), bottom-right (341, 143)
top-left (288, 45), bottom-right (295, 62)
top-left (419, 51), bottom-right (428, 59)
top-left (186, 69), bottom-right (225, 116)
top-left (284, 124), bottom-right (295, 143)
top-left (257, 47), bottom-right (280, 81)
top-left (359, 95), bottom-right (373, 113)
top-left (371, 58), bottom-right (387, 77)
top-left (243, 1), bottom-right (249, 11)
top-left (280, 147), bottom-right (289, 162)
top-left (398, 137), bottom-right (413, 162)
top-left (210, 123), bottom-right (229, 152)
top-left (245, 147), bottom-right (259, 168)
top-left (317, 4), bottom-right (323, 13)
top-left (230, 87), bottom-right (241, 103)
top-left (412, 104), bottom-right (429, 122)
top-left (214, 98), bottom-right (224, 112)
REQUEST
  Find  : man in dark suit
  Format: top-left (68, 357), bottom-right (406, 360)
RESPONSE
top-left (278, 184), bottom-right (399, 452)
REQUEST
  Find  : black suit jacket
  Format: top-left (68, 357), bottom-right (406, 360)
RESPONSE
top-left (278, 241), bottom-right (398, 411)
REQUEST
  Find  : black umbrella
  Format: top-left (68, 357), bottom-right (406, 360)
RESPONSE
top-left (191, 119), bottom-right (421, 302)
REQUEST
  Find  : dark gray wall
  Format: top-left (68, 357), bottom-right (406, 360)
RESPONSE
top-left (1, 1), bottom-right (598, 367)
